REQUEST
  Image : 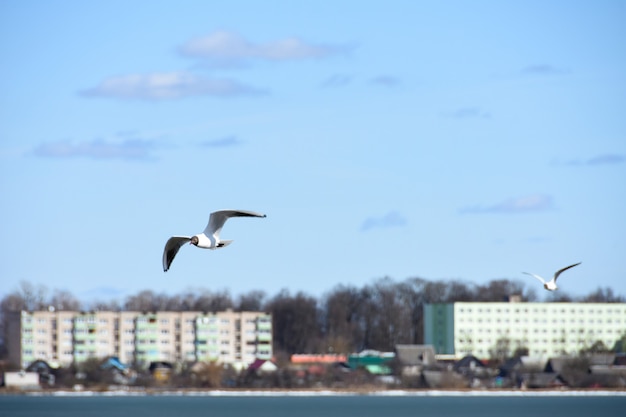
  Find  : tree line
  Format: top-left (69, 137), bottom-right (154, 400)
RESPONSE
top-left (1, 278), bottom-right (624, 360)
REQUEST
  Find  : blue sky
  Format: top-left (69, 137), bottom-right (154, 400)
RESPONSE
top-left (1, 1), bottom-right (625, 303)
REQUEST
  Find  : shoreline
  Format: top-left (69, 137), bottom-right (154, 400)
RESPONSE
top-left (3, 387), bottom-right (626, 397)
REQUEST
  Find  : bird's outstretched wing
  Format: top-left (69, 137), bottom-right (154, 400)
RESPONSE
top-left (553, 262), bottom-right (581, 282)
top-left (203, 209), bottom-right (267, 238)
top-left (163, 236), bottom-right (191, 272)
top-left (522, 272), bottom-right (547, 284)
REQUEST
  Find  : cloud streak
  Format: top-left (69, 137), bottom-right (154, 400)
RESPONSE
top-left (32, 138), bottom-right (158, 160)
top-left (200, 136), bottom-right (243, 148)
top-left (369, 75), bottom-right (401, 87)
top-left (81, 71), bottom-right (266, 100)
top-left (460, 194), bottom-right (553, 214)
top-left (522, 64), bottom-right (569, 76)
top-left (361, 211), bottom-right (408, 231)
top-left (321, 74), bottom-right (353, 88)
top-left (586, 153), bottom-right (625, 165)
top-left (81, 32), bottom-right (348, 100)
top-left (557, 153), bottom-right (625, 166)
top-left (179, 30), bottom-right (350, 67)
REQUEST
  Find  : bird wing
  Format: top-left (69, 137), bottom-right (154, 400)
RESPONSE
top-left (522, 272), bottom-right (547, 284)
top-left (203, 209), bottom-right (266, 238)
top-left (553, 262), bottom-right (581, 282)
top-left (163, 236), bottom-right (191, 272)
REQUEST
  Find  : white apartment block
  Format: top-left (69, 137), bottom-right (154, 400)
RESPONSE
top-left (424, 301), bottom-right (626, 360)
top-left (7, 309), bottom-right (272, 369)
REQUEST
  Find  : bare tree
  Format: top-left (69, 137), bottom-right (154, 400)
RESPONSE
top-left (361, 277), bottom-right (414, 350)
top-left (581, 287), bottom-right (624, 303)
top-left (49, 289), bottom-right (82, 311)
top-left (11, 281), bottom-right (49, 311)
top-left (266, 290), bottom-right (320, 354)
top-left (236, 290), bottom-right (267, 311)
top-left (394, 280), bottom-right (424, 344)
top-left (418, 279), bottom-right (450, 303)
top-left (322, 284), bottom-right (366, 352)
top-left (176, 291), bottom-right (199, 311)
top-left (0, 281), bottom-right (50, 359)
top-left (192, 289), bottom-right (234, 312)
top-left (446, 280), bottom-right (476, 301)
top-left (489, 337), bottom-right (512, 365)
top-left (476, 279), bottom-right (537, 302)
top-left (1, 293), bottom-right (29, 315)
top-left (90, 299), bottom-right (122, 311)
top-left (123, 290), bottom-right (159, 311)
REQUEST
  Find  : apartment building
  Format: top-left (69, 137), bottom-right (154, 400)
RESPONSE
top-left (424, 301), bottom-right (626, 360)
top-left (7, 309), bottom-right (272, 369)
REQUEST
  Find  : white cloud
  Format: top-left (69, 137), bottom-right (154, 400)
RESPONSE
top-left (81, 71), bottom-right (265, 100)
top-left (361, 211), bottom-right (408, 231)
top-left (370, 75), bottom-right (401, 87)
top-left (587, 153), bottom-right (625, 165)
top-left (321, 74), bottom-right (353, 88)
top-left (522, 64), bottom-right (569, 76)
top-left (461, 194), bottom-right (553, 214)
top-left (555, 153), bottom-right (625, 166)
top-left (200, 136), bottom-right (243, 148)
top-left (32, 138), bottom-right (157, 160)
top-left (179, 30), bottom-right (350, 66)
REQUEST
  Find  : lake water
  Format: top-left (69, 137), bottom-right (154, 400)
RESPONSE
top-left (1, 391), bottom-right (625, 417)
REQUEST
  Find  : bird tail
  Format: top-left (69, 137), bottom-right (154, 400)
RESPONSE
top-left (217, 240), bottom-right (233, 248)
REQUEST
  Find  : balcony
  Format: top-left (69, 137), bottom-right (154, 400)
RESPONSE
top-left (135, 321), bottom-right (158, 330)
top-left (257, 333), bottom-right (272, 342)
top-left (74, 333), bottom-right (98, 342)
top-left (256, 321), bottom-right (271, 331)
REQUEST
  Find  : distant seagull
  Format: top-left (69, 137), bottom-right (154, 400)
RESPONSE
top-left (163, 209), bottom-right (266, 272)
top-left (522, 262), bottom-right (581, 291)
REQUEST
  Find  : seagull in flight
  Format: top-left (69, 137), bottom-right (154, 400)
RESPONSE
top-left (163, 209), bottom-right (266, 272)
top-left (522, 262), bottom-right (581, 291)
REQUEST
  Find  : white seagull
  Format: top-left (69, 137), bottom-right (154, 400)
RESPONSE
top-left (162, 209), bottom-right (266, 272)
top-left (522, 262), bottom-right (581, 291)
